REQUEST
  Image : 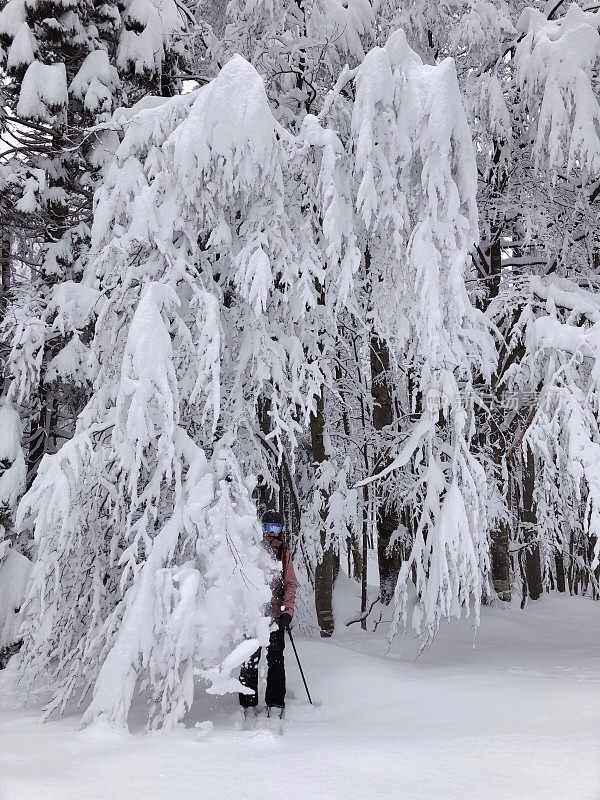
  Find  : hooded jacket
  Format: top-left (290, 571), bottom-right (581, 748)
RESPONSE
top-left (264, 535), bottom-right (298, 619)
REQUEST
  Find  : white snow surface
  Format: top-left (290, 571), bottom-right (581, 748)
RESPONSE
top-left (0, 585), bottom-right (597, 800)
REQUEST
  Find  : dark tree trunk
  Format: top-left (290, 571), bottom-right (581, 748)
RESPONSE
top-left (310, 390), bottom-right (336, 637)
top-left (370, 334), bottom-right (401, 605)
top-left (522, 442), bottom-right (542, 600)
top-left (25, 399), bottom-right (55, 489)
top-left (473, 139), bottom-right (515, 602)
top-left (360, 480), bottom-right (368, 630)
top-left (487, 220), bottom-right (503, 302)
top-left (0, 228), bottom-right (10, 320)
top-left (485, 234), bottom-right (512, 601)
top-left (348, 529), bottom-right (363, 582)
top-left (554, 552), bottom-right (566, 593)
top-left (0, 229), bottom-right (10, 394)
top-left (491, 521), bottom-right (512, 601)
top-left (257, 396), bottom-right (276, 513)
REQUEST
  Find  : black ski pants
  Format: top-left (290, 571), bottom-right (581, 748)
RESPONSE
top-left (239, 627), bottom-right (286, 708)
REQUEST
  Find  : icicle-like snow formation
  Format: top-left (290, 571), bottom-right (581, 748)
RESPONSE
top-left (348, 31), bottom-right (495, 641)
top-left (516, 5), bottom-right (600, 174)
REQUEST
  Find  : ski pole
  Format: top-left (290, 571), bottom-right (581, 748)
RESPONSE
top-left (285, 626), bottom-right (313, 705)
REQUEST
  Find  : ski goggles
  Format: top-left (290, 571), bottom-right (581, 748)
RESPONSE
top-left (262, 522), bottom-right (283, 535)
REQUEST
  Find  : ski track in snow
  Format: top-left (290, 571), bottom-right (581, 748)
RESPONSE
top-left (0, 595), bottom-right (598, 800)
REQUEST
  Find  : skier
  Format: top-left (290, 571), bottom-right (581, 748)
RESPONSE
top-left (239, 510), bottom-right (298, 723)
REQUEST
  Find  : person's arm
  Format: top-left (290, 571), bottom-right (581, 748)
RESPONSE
top-left (282, 551), bottom-right (298, 617)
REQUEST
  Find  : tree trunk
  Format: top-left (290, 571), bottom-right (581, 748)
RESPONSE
top-left (522, 442), bottom-right (542, 600)
top-left (335, 362), bottom-right (362, 583)
top-left (25, 399), bottom-right (55, 489)
top-left (370, 334), bottom-right (401, 605)
top-left (554, 552), bottom-right (566, 593)
top-left (348, 530), bottom-right (363, 582)
top-left (257, 396), bottom-right (276, 512)
top-left (491, 521), bottom-right (512, 601)
top-left (485, 233), bottom-right (512, 601)
top-left (310, 390), bottom-right (336, 637)
top-left (0, 229), bottom-right (10, 393)
top-left (360, 481), bottom-right (369, 629)
top-left (0, 228), bottom-right (10, 320)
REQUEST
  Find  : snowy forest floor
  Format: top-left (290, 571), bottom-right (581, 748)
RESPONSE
top-left (0, 587), bottom-right (598, 800)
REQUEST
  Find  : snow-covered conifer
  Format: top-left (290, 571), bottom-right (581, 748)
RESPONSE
top-left (0, 0), bottom-right (188, 535)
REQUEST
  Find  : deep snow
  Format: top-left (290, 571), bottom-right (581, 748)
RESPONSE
top-left (0, 589), bottom-right (598, 800)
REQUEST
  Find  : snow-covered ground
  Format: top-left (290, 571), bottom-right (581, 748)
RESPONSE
top-left (1, 590), bottom-right (598, 800)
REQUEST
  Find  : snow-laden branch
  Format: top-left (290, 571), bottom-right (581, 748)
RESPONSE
top-left (354, 417), bottom-right (433, 487)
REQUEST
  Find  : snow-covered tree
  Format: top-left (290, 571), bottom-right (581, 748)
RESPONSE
top-left (11, 6), bottom-right (600, 726)
top-left (375, 1), bottom-right (600, 604)
top-left (16, 54), bottom-right (318, 726)
top-left (0, 0), bottom-right (187, 537)
top-left (344, 32), bottom-right (495, 640)
top-left (185, 3), bottom-right (501, 636)
top-left (480, 4), bottom-right (600, 601)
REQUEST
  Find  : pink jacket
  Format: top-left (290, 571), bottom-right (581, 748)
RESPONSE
top-left (265, 536), bottom-right (298, 618)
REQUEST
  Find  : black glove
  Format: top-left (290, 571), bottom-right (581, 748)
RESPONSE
top-left (278, 612), bottom-right (292, 631)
